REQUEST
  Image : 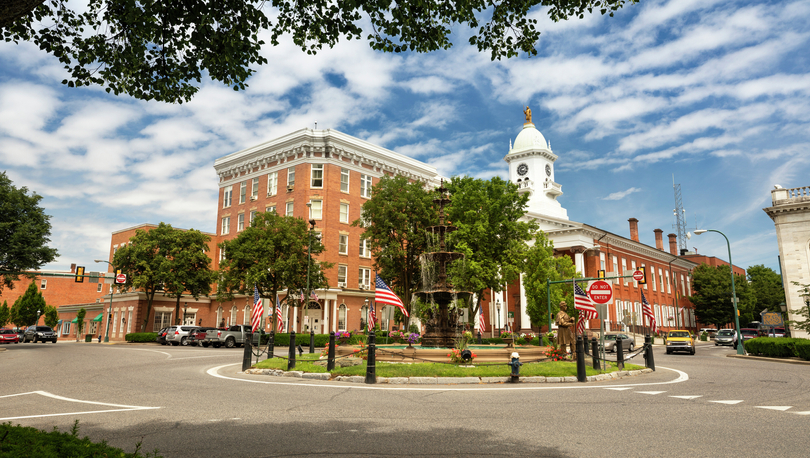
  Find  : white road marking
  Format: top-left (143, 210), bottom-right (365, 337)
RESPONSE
top-left (636, 391), bottom-right (666, 395)
top-left (755, 406), bottom-right (793, 411)
top-left (710, 400), bottom-right (744, 405)
top-left (790, 411), bottom-right (810, 415)
top-left (0, 391), bottom-right (159, 421)
top-left (604, 387), bottom-right (634, 391)
top-left (670, 395), bottom-right (702, 400)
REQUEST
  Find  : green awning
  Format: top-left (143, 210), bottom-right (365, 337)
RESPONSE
top-left (71, 317), bottom-right (78, 323)
top-left (92, 313), bottom-right (103, 322)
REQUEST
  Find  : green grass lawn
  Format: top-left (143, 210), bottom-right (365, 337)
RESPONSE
top-left (253, 355), bottom-right (644, 378)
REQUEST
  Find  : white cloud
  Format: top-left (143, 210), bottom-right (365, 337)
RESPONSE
top-left (603, 187), bottom-right (642, 200)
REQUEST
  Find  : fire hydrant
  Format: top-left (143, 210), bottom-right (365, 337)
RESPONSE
top-left (509, 352), bottom-right (522, 383)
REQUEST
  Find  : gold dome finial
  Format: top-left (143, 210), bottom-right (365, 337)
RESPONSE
top-left (523, 106), bottom-right (532, 124)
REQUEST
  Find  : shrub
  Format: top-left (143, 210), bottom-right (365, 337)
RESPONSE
top-left (793, 339), bottom-right (810, 361)
top-left (0, 420), bottom-right (162, 457)
top-left (126, 332), bottom-right (158, 343)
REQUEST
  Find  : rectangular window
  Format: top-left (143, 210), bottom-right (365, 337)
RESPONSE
top-left (287, 167), bottom-right (295, 188)
top-left (250, 210), bottom-right (257, 226)
top-left (96, 283), bottom-right (103, 293)
top-left (359, 267), bottom-right (371, 289)
top-left (687, 276), bottom-right (691, 296)
top-left (338, 305), bottom-right (346, 331)
top-left (681, 274), bottom-right (686, 296)
top-left (338, 265), bottom-right (347, 287)
top-left (599, 252), bottom-right (606, 271)
top-left (62, 322), bottom-right (70, 335)
top-left (643, 264), bottom-right (648, 290)
top-left (251, 178), bottom-right (259, 199)
top-left (631, 261), bottom-right (637, 287)
top-left (311, 164), bottom-right (323, 188)
top-left (238, 213), bottom-right (245, 232)
top-left (239, 181), bottom-right (247, 204)
top-left (359, 238), bottom-right (370, 258)
top-left (219, 248), bottom-right (225, 262)
top-left (360, 174), bottom-right (372, 198)
top-left (622, 258), bottom-right (628, 286)
top-left (339, 235), bottom-right (348, 255)
top-left (286, 202), bottom-right (294, 217)
top-left (153, 311), bottom-right (172, 331)
top-left (340, 168), bottom-right (350, 193)
top-left (223, 187), bottom-right (232, 207)
top-left (221, 217), bottom-right (230, 235)
top-left (659, 268), bottom-right (665, 292)
top-left (612, 256), bottom-right (619, 285)
top-left (340, 203), bottom-right (349, 223)
top-left (267, 171), bottom-right (278, 196)
top-left (40, 279), bottom-right (46, 290)
top-left (651, 267), bottom-right (656, 291)
top-left (309, 200), bottom-right (322, 220)
top-left (666, 270), bottom-right (671, 294)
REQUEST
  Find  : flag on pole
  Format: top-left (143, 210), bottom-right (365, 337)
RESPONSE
top-left (368, 304), bottom-right (377, 331)
top-left (275, 296), bottom-right (284, 332)
top-left (641, 291), bottom-right (657, 334)
top-left (574, 282), bottom-right (598, 335)
top-left (251, 285), bottom-right (264, 332)
top-left (375, 275), bottom-right (409, 317)
top-left (311, 290), bottom-right (319, 302)
top-left (479, 305), bottom-right (487, 332)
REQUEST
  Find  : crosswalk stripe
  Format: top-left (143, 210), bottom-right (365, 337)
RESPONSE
top-left (636, 391), bottom-right (666, 395)
top-left (755, 406), bottom-right (792, 411)
top-left (604, 387), bottom-right (634, 391)
top-left (790, 411), bottom-right (810, 415)
top-left (709, 400), bottom-right (744, 405)
top-left (670, 395), bottom-right (702, 400)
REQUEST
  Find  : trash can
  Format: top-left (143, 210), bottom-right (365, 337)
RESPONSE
top-left (85, 334), bottom-right (93, 342)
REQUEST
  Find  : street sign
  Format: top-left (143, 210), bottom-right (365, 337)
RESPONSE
top-left (632, 270), bottom-right (644, 282)
top-left (115, 273), bottom-right (127, 284)
top-left (588, 280), bottom-right (613, 304)
top-left (761, 312), bottom-right (784, 327)
top-left (621, 315), bottom-right (632, 326)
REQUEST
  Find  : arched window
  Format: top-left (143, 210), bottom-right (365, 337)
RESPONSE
top-left (216, 307), bottom-right (224, 327)
top-left (230, 306), bottom-right (237, 327)
top-left (244, 305), bottom-right (251, 325)
top-left (360, 305), bottom-right (368, 330)
top-left (338, 304), bottom-right (347, 331)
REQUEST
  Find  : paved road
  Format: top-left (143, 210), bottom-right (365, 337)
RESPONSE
top-left (2, 340), bottom-right (809, 457)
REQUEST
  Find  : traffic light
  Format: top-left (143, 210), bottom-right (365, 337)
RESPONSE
top-left (638, 266), bottom-right (647, 284)
top-left (597, 269), bottom-right (605, 279)
top-left (75, 266), bottom-right (85, 283)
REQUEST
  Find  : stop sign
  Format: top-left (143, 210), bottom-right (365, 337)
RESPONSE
top-left (115, 274), bottom-right (127, 284)
top-left (588, 280), bottom-right (613, 304)
top-left (632, 270), bottom-right (644, 282)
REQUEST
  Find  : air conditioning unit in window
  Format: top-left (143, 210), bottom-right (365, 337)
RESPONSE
top-left (287, 185), bottom-right (294, 192)
top-left (338, 282), bottom-right (347, 288)
top-left (250, 196), bottom-right (257, 201)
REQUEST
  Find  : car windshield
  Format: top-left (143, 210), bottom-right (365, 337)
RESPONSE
top-left (717, 330), bottom-right (734, 336)
top-left (604, 335), bottom-right (617, 340)
top-left (669, 332), bottom-right (690, 338)
top-left (36, 326), bottom-right (52, 332)
top-left (741, 329), bottom-right (758, 335)
top-left (0, 330), bottom-right (13, 334)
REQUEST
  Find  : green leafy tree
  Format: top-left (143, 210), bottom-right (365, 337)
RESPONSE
top-left (10, 282), bottom-right (46, 328)
top-left (217, 212), bottom-right (332, 332)
top-left (0, 172), bottom-right (58, 294)
top-left (2, 1), bottom-right (639, 103)
top-left (355, 176), bottom-right (437, 328)
top-left (523, 231), bottom-right (581, 329)
top-left (43, 305), bottom-right (58, 329)
top-left (788, 282), bottom-right (810, 334)
top-left (690, 263), bottom-right (754, 330)
top-left (747, 264), bottom-right (786, 316)
top-left (113, 222), bottom-right (179, 332)
top-left (163, 229), bottom-right (216, 325)
top-left (75, 307), bottom-right (86, 341)
top-left (445, 176), bottom-right (537, 322)
top-left (0, 300), bottom-right (10, 328)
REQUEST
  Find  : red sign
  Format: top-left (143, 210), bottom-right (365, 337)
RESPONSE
top-left (588, 280), bottom-right (613, 304)
top-left (115, 274), bottom-right (127, 284)
top-left (633, 270), bottom-right (644, 282)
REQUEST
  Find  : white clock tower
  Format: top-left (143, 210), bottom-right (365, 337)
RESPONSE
top-left (504, 109), bottom-right (568, 220)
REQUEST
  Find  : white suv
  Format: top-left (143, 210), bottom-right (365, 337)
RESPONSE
top-left (165, 326), bottom-right (200, 346)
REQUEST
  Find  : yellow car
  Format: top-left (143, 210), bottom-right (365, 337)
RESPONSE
top-left (665, 330), bottom-right (695, 355)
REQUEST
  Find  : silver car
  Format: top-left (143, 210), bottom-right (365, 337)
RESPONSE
top-left (715, 329), bottom-right (735, 346)
top-left (164, 326), bottom-right (201, 346)
top-left (602, 333), bottom-right (635, 352)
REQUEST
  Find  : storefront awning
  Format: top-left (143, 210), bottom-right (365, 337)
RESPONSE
top-left (92, 313), bottom-right (103, 322)
top-left (71, 317), bottom-right (78, 323)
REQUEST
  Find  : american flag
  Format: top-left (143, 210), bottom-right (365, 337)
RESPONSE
top-left (641, 291), bottom-right (657, 334)
top-left (251, 285), bottom-right (264, 332)
top-left (275, 297), bottom-right (284, 332)
top-left (574, 283), bottom-right (598, 335)
top-left (368, 304), bottom-right (376, 331)
top-left (478, 305), bottom-right (487, 332)
top-left (375, 275), bottom-right (408, 317)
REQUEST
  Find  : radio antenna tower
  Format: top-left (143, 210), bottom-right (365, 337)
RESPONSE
top-left (672, 174), bottom-right (688, 254)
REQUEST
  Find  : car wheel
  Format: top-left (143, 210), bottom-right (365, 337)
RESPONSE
top-left (690, 348), bottom-right (695, 355)
top-left (52, 339), bottom-right (57, 343)
top-left (171, 341), bottom-right (179, 346)
top-left (33, 336), bottom-right (38, 343)
top-left (180, 337), bottom-right (188, 346)
top-left (202, 342), bottom-right (209, 348)
top-left (666, 349), bottom-right (671, 354)
top-left (213, 343), bottom-right (221, 348)
top-left (628, 344), bottom-right (634, 352)
top-left (225, 337), bottom-right (236, 348)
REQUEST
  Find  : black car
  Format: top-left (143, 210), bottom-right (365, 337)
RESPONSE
top-left (156, 327), bottom-right (170, 345)
top-left (22, 326), bottom-right (58, 343)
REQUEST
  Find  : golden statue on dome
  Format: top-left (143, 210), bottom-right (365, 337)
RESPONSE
top-left (523, 106), bottom-right (532, 124)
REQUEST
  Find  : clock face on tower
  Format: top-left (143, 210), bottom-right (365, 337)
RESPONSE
top-left (517, 163), bottom-right (529, 176)
top-left (545, 164), bottom-right (552, 177)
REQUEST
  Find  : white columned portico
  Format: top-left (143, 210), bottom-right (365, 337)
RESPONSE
top-left (519, 273), bottom-right (531, 331)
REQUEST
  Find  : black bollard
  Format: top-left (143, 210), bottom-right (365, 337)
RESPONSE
top-left (644, 334), bottom-right (655, 371)
top-left (576, 335), bottom-right (586, 382)
top-left (584, 336), bottom-right (590, 355)
top-left (365, 331), bottom-right (377, 384)
top-left (268, 331), bottom-right (275, 359)
top-left (310, 329), bottom-right (315, 354)
top-left (477, 331), bottom-right (482, 344)
top-left (288, 330), bottom-right (296, 370)
top-left (327, 331), bottom-right (336, 371)
top-left (616, 335), bottom-right (624, 370)
top-left (591, 337), bottom-right (599, 370)
top-left (242, 331), bottom-right (253, 372)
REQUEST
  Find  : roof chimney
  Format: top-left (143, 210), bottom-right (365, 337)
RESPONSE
top-left (628, 218), bottom-right (639, 242)
top-left (668, 233), bottom-right (678, 255)
top-left (70, 263), bottom-right (76, 273)
top-left (654, 229), bottom-right (664, 251)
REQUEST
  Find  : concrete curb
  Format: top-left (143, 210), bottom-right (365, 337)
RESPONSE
top-left (243, 367), bottom-right (654, 384)
top-left (727, 354), bottom-right (810, 366)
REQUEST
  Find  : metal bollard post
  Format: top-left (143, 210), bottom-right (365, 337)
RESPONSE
top-left (477, 331), bottom-right (482, 344)
top-left (576, 336), bottom-right (586, 382)
top-left (591, 337), bottom-right (599, 370)
top-left (644, 334), bottom-right (655, 371)
top-left (365, 331), bottom-right (377, 384)
top-left (310, 329), bottom-right (315, 354)
top-left (616, 335), bottom-right (624, 370)
top-left (242, 331), bottom-right (253, 372)
top-left (327, 331), bottom-right (336, 371)
top-left (584, 336), bottom-right (590, 355)
top-left (268, 331), bottom-right (275, 359)
top-left (288, 330), bottom-right (296, 370)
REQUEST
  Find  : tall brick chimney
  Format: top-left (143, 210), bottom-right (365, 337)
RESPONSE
top-left (70, 263), bottom-right (76, 273)
top-left (668, 233), bottom-right (678, 255)
top-left (654, 229), bottom-right (664, 250)
top-left (628, 218), bottom-right (639, 242)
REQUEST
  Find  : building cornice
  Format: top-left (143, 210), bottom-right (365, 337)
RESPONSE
top-left (503, 148), bottom-right (558, 164)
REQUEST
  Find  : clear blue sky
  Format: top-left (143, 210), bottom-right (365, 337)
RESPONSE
top-left (1, 0), bottom-right (807, 274)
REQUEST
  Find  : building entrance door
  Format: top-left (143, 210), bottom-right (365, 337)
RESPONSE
top-left (305, 303), bottom-right (322, 333)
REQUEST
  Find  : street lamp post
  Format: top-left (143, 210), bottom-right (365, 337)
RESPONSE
top-left (694, 229), bottom-right (745, 355)
top-left (495, 300), bottom-right (501, 337)
top-left (94, 259), bottom-right (115, 343)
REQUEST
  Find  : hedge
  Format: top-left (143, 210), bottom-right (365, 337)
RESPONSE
top-left (0, 420), bottom-right (163, 457)
top-left (126, 332), bottom-right (158, 343)
top-left (744, 337), bottom-right (810, 360)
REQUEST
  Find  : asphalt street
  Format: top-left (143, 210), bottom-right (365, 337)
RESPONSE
top-left (1, 340), bottom-right (809, 457)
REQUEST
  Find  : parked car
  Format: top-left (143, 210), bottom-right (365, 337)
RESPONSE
top-left (699, 328), bottom-right (717, 340)
top-left (715, 329), bottom-right (735, 346)
top-left (601, 333), bottom-right (635, 352)
top-left (22, 326), bottom-right (58, 343)
top-left (665, 330), bottom-right (695, 355)
top-left (758, 327), bottom-right (786, 337)
top-left (156, 327), bottom-right (170, 345)
top-left (16, 329), bottom-right (25, 341)
top-left (186, 327), bottom-right (218, 347)
top-left (0, 329), bottom-right (19, 344)
top-left (205, 325), bottom-right (253, 348)
top-left (164, 326), bottom-right (201, 346)
top-left (733, 328), bottom-right (759, 346)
